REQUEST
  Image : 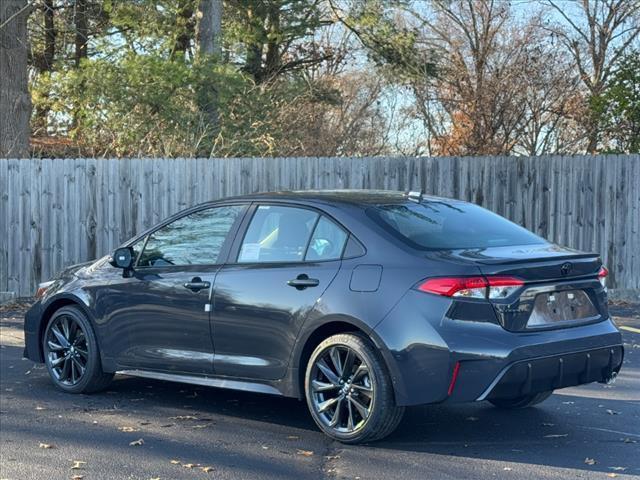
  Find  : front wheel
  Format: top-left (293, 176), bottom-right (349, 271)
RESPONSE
top-left (304, 333), bottom-right (404, 444)
top-left (43, 306), bottom-right (113, 393)
top-left (488, 390), bottom-right (553, 409)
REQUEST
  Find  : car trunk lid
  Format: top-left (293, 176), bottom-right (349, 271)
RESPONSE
top-left (438, 244), bottom-right (608, 331)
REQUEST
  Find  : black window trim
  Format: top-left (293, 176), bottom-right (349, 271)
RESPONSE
top-left (228, 201), bottom-right (358, 266)
top-left (125, 202), bottom-right (250, 270)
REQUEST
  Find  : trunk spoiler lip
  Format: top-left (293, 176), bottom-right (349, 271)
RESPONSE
top-left (468, 252), bottom-right (600, 266)
top-left (430, 245), bottom-right (601, 266)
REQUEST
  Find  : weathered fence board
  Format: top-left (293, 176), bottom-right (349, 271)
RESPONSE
top-left (0, 155), bottom-right (638, 297)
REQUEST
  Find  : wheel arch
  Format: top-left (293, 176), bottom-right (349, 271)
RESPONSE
top-left (37, 294), bottom-right (97, 362)
top-left (292, 315), bottom-right (402, 402)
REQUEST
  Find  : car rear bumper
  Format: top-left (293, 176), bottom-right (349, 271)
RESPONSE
top-left (374, 290), bottom-right (624, 406)
top-left (477, 345), bottom-right (623, 401)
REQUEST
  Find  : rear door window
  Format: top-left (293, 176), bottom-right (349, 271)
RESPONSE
top-left (238, 205), bottom-right (319, 263)
top-left (368, 200), bottom-right (546, 250)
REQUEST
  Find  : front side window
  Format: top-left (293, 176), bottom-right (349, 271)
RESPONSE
top-left (368, 200), bottom-right (546, 250)
top-left (137, 205), bottom-right (244, 267)
top-left (238, 205), bottom-right (319, 263)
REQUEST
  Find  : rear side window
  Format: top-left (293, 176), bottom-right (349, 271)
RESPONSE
top-left (368, 201), bottom-right (546, 250)
top-left (305, 216), bottom-right (348, 261)
top-left (238, 206), bottom-right (318, 262)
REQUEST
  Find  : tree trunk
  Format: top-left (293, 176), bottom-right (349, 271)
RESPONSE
top-left (74, 0), bottom-right (88, 67)
top-left (0, 0), bottom-right (32, 158)
top-left (173, 0), bottom-right (195, 60)
top-left (33, 0), bottom-right (56, 133)
top-left (195, 0), bottom-right (222, 155)
top-left (196, 0), bottom-right (222, 56)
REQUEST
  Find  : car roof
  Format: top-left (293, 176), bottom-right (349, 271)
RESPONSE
top-left (223, 190), bottom-right (461, 206)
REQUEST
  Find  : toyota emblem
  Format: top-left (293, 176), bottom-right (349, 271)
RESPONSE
top-left (560, 262), bottom-right (572, 276)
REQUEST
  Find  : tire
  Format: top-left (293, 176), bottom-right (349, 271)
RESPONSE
top-left (488, 390), bottom-right (553, 409)
top-left (42, 306), bottom-right (113, 394)
top-left (304, 332), bottom-right (404, 444)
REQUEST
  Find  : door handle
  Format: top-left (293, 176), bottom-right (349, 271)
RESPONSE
top-left (287, 274), bottom-right (320, 290)
top-left (183, 277), bottom-right (211, 292)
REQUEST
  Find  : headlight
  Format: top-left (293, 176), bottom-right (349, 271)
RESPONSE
top-left (35, 280), bottom-right (55, 300)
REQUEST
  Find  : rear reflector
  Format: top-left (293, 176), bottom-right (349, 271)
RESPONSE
top-left (417, 276), bottom-right (524, 299)
top-left (448, 361), bottom-right (461, 396)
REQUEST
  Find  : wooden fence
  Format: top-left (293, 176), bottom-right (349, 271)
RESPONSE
top-left (1, 155), bottom-right (638, 298)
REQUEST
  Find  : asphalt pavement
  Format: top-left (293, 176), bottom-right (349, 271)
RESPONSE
top-left (1, 300), bottom-right (638, 480)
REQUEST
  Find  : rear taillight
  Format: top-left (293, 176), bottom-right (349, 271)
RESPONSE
top-left (598, 266), bottom-right (608, 289)
top-left (417, 276), bottom-right (524, 299)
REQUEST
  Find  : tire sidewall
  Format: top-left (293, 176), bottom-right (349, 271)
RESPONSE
top-left (304, 334), bottom-right (384, 443)
top-left (43, 306), bottom-right (102, 393)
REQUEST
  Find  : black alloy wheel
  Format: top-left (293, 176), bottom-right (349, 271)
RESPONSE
top-left (43, 306), bottom-right (113, 393)
top-left (310, 344), bottom-right (374, 433)
top-left (305, 333), bottom-right (404, 443)
top-left (45, 314), bottom-right (89, 386)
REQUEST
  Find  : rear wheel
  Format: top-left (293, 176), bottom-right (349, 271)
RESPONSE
top-left (43, 306), bottom-right (113, 393)
top-left (488, 390), bottom-right (553, 409)
top-left (304, 333), bottom-right (404, 444)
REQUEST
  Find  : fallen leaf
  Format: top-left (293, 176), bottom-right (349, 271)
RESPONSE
top-left (150, 478), bottom-right (160, 480)
top-left (544, 434), bottom-right (568, 438)
top-left (35, 406), bottom-right (46, 411)
top-left (325, 455), bottom-right (341, 460)
top-left (584, 458), bottom-right (596, 465)
top-left (119, 426), bottom-right (139, 433)
top-left (170, 460), bottom-right (181, 465)
top-left (161, 424), bottom-right (174, 428)
top-left (71, 461), bottom-right (86, 470)
top-left (192, 424), bottom-right (209, 429)
top-left (503, 467), bottom-right (512, 471)
top-left (129, 438), bottom-right (144, 446)
top-left (39, 443), bottom-right (55, 449)
top-left (287, 435), bottom-right (300, 440)
top-left (623, 438), bottom-right (637, 443)
top-left (169, 415), bottom-right (198, 420)
top-left (297, 449), bottom-right (314, 457)
top-left (139, 422), bottom-right (151, 425)
top-left (607, 474), bottom-right (617, 478)
top-left (562, 401), bottom-right (574, 405)
top-left (609, 467), bottom-right (627, 471)
top-left (71, 475), bottom-right (84, 480)
top-left (606, 409), bottom-right (621, 415)
top-left (182, 463), bottom-right (199, 469)
top-left (201, 466), bottom-right (214, 473)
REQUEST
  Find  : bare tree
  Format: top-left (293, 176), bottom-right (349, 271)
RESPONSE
top-left (546, 0), bottom-right (640, 152)
top-left (406, 0), bottom-right (534, 155)
top-left (0, 0), bottom-right (32, 158)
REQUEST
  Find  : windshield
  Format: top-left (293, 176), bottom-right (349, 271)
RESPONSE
top-left (367, 200), bottom-right (547, 250)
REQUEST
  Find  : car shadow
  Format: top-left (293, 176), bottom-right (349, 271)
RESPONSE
top-left (3, 341), bottom-right (639, 476)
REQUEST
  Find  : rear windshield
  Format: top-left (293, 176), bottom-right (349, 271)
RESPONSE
top-left (367, 201), bottom-right (546, 250)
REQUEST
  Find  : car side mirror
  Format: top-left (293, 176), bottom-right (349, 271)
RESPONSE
top-left (111, 246), bottom-right (135, 276)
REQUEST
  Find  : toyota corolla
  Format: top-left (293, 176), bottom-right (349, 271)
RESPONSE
top-left (24, 190), bottom-right (623, 443)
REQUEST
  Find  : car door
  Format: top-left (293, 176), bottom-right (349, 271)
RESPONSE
top-left (102, 204), bottom-right (247, 374)
top-left (211, 204), bottom-right (348, 380)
